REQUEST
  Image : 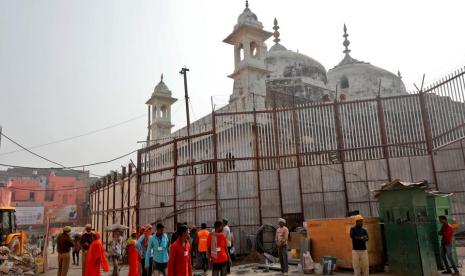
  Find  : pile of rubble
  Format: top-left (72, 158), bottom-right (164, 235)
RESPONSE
top-left (0, 246), bottom-right (35, 275)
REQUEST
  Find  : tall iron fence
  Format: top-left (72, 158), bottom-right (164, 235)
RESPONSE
top-left (90, 66), bottom-right (465, 254)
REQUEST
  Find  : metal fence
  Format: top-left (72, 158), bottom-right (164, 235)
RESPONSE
top-left (90, 66), bottom-right (465, 254)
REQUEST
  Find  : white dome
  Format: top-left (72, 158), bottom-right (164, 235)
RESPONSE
top-left (235, 2), bottom-right (263, 30)
top-left (266, 47), bottom-right (327, 84)
top-left (152, 74), bottom-right (172, 97)
top-left (327, 58), bottom-right (406, 98)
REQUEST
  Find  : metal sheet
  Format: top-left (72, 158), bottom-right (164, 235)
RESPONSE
top-left (219, 199), bottom-right (239, 227)
top-left (434, 148), bottom-right (465, 171)
top-left (260, 190), bottom-right (281, 218)
top-left (323, 192), bottom-right (346, 218)
top-left (238, 198), bottom-right (260, 226)
top-left (437, 170), bottom-right (465, 192)
top-left (259, 170), bottom-right (279, 190)
top-left (196, 174), bottom-right (215, 200)
top-left (388, 157), bottom-right (412, 181)
top-left (346, 182), bottom-right (370, 202)
top-left (303, 193), bottom-right (325, 219)
top-left (218, 173), bottom-right (238, 199)
top-left (409, 155), bottom-right (435, 183)
top-left (348, 203), bottom-right (371, 217)
top-left (344, 161), bottom-right (367, 182)
top-left (321, 164), bottom-right (344, 192)
top-left (300, 165), bottom-right (322, 193)
top-left (238, 171), bottom-right (258, 198)
top-left (365, 159), bottom-right (389, 181)
top-left (280, 168), bottom-right (301, 214)
top-left (196, 200), bottom-right (216, 227)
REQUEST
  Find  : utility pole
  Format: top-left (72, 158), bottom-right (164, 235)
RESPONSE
top-left (180, 67), bottom-right (191, 137)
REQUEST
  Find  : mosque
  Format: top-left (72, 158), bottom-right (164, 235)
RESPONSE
top-left (145, 1), bottom-right (407, 143)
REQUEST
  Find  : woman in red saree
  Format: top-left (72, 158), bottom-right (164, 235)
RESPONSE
top-left (85, 232), bottom-right (109, 276)
top-left (126, 231), bottom-right (139, 276)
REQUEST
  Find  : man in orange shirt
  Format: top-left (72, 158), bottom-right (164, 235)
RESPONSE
top-left (208, 221), bottom-right (230, 276)
top-left (168, 225), bottom-right (192, 276)
top-left (197, 223), bottom-right (210, 275)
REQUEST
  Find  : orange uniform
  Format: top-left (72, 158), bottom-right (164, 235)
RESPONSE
top-left (197, 229), bottom-right (209, 253)
top-left (84, 232), bottom-right (109, 276)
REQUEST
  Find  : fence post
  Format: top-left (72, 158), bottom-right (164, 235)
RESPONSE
top-left (252, 109), bottom-right (263, 225)
top-left (333, 99), bottom-right (350, 213)
top-left (271, 107), bottom-right (284, 217)
top-left (121, 166), bottom-right (126, 235)
top-left (112, 171), bottom-right (116, 224)
top-left (211, 112), bottom-right (220, 220)
top-left (106, 175), bottom-right (110, 249)
top-left (128, 164), bottom-right (132, 235)
top-left (376, 96), bottom-right (392, 181)
top-left (291, 106), bottom-right (305, 217)
top-left (418, 91), bottom-right (439, 189)
top-left (173, 140), bottom-right (178, 230)
top-left (136, 150), bottom-right (142, 232)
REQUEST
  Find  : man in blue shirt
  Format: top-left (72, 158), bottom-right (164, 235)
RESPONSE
top-left (136, 224), bottom-right (153, 276)
top-left (146, 223), bottom-right (170, 276)
top-left (350, 215), bottom-right (369, 276)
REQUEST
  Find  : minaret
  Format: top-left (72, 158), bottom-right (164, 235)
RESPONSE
top-left (145, 74), bottom-right (177, 144)
top-left (223, 1), bottom-right (272, 110)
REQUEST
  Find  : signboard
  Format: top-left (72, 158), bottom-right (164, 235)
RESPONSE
top-left (16, 207), bottom-right (44, 225)
top-left (49, 205), bottom-right (77, 223)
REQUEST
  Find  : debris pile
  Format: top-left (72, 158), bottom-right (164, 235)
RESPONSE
top-left (0, 246), bottom-right (35, 275)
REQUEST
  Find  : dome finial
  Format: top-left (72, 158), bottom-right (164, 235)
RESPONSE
top-left (397, 70), bottom-right (402, 79)
top-left (343, 23), bottom-right (351, 55)
top-left (245, 0), bottom-right (249, 9)
top-left (273, 18), bottom-right (281, 44)
top-left (161, 73), bottom-right (163, 82)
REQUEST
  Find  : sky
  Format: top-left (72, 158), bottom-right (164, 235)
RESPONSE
top-left (0, 0), bottom-right (464, 177)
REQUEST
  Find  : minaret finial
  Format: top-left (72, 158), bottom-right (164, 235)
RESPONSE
top-left (273, 18), bottom-right (280, 44)
top-left (245, 0), bottom-right (249, 9)
top-left (343, 23), bottom-right (351, 55)
top-left (161, 73), bottom-right (163, 82)
top-left (397, 70), bottom-right (402, 79)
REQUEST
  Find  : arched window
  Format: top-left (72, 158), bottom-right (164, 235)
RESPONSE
top-left (239, 43), bottom-right (244, 61)
top-left (152, 106), bottom-right (158, 119)
top-left (250, 42), bottom-right (258, 58)
top-left (340, 76), bottom-right (349, 89)
top-left (161, 105), bottom-right (167, 118)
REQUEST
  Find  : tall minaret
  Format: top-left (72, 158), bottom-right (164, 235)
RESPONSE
top-left (223, 1), bottom-right (272, 110)
top-left (146, 74), bottom-right (177, 144)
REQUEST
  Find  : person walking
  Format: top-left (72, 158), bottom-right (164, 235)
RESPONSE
top-left (110, 230), bottom-right (123, 276)
top-left (85, 232), bottom-right (109, 276)
top-left (56, 226), bottom-right (74, 276)
top-left (208, 221), bottom-right (230, 276)
top-left (350, 215), bottom-right (369, 276)
top-left (52, 234), bottom-right (57, 254)
top-left (72, 235), bottom-right (81, 265)
top-left (197, 223), bottom-right (210, 275)
top-left (136, 224), bottom-right (153, 276)
top-left (168, 224), bottom-right (192, 276)
top-left (126, 230), bottom-right (140, 276)
top-left (438, 215), bottom-right (460, 275)
top-left (81, 224), bottom-right (94, 276)
top-left (190, 225), bottom-right (198, 267)
top-left (146, 223), bottom-right (169, 276)
top-left (222, 219), bottom-right (233, 273)
top-left (275, 218), bottom-right (289, 275)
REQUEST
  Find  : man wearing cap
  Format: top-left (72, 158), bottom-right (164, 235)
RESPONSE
top-left (57, 226), bottom-right (74, 276)
top-left (276, 218), bottom-right (289, 275)
top-left (146, 223), bottom-right (170, 276)
top-left (136, 224), bottom-right (154, 276)
top-left (350, 215), bottom-right (369, 276)
top-left (81, 224), bottom-right (94, 276)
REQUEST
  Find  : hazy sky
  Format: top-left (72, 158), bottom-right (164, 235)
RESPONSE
top-left (1, 0), bottom-right (464, 176)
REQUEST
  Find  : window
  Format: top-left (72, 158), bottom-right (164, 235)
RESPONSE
top-left (160, 106), bottom-right (167, 118)
top-left (250, 42), bottom-right (258, 57)
top-left (340, 76), bottom-right (349, 89)
top-left (29, 192), bottom-right (35, 201)
top-left (239, 44), bottom-right (244, 61)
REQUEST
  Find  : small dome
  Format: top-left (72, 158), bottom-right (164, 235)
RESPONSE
top-left (327, 24), bottom-right (406, 99)
top-left (266, 49), bottom-right (327, 84)
top-left (235, 1), bottom-right (263, 30)
top-left (153, 74), bottom-right (172, 97)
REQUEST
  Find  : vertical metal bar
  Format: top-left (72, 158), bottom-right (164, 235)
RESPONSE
top-left (106, 176), bottom-right (110, 250)
top-left (252, 109), bottom-right (263, 225)
top-left (291, 105), bottom-right (304, 215)
top-left (113, 172), bottom-right (116, 224)
top-left (127, 164), bottom-right (132, 234)
top-left (419, 90), bottom-right (439, 189)
top-left (334, 99), bottom-right (350, 213)
top-left (211, 112), bottom-right (220, 220)
top-left (272, 107), bottom-right (284, 217)
top-left (173, 141), bottom-right (178, 229)
top-left (96, 182), bottom-right (100, 234)
top-left (121, 166), bottom-right (126, 234)
top-left (377, 96), bottom-right (392, 181)
top-left (136, 150), bottom-right (142, 231)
